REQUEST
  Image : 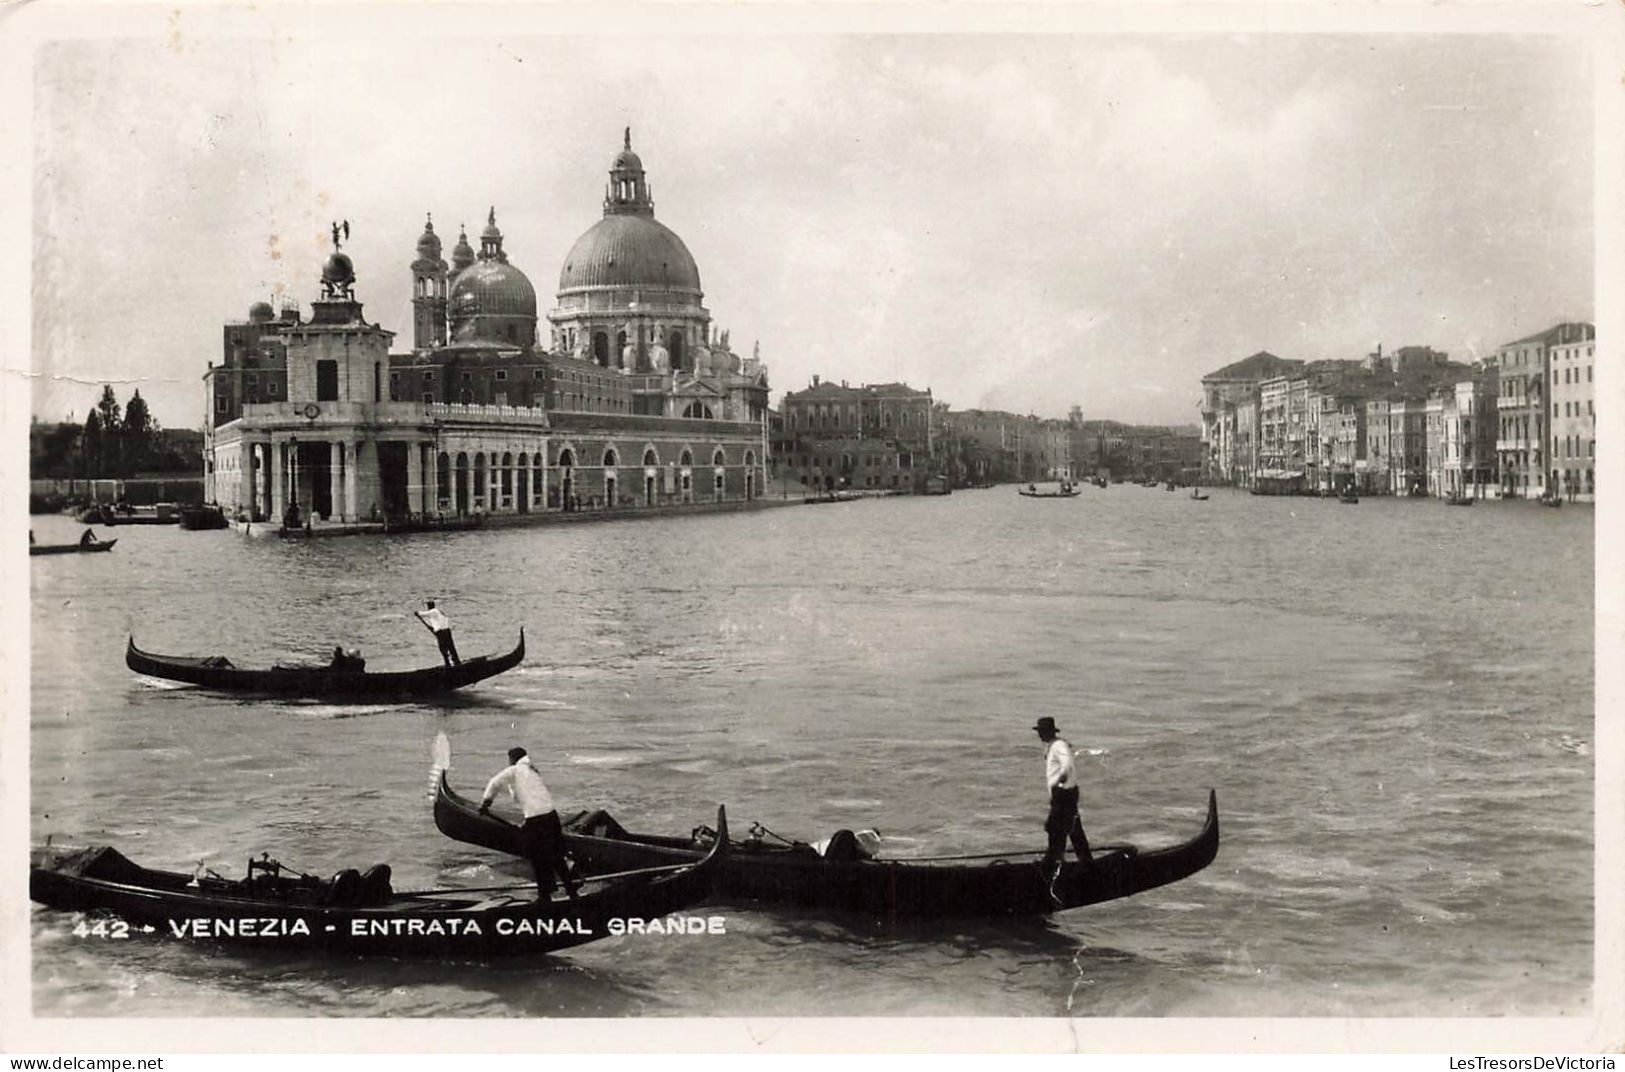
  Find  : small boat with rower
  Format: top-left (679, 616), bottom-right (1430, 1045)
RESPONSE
top-left (126, 629), bottom-right (525, 700)
top-left (29, 808), bottom-right (727, 958)
top-left (1017, 482), bottom-right (1081, 499)
top-left (433, 738), bottom-right (1219, 920)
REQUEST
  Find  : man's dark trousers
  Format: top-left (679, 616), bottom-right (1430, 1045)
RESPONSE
top-left (1042, 785), bottom-right (1093, 871)
top-left (436, 629), bottom-right (461, 666)
top-left (519, 811), bottom-right (573, 896)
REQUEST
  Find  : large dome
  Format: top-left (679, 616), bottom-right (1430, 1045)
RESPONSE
top-left (451, 259), bottom-right (537, 318)
top-left (557, 215), bottom-right (702, 295)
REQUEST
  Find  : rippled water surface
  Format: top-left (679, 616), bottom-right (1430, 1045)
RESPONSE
top-left (28, 488), bottom-right (1594, 1017)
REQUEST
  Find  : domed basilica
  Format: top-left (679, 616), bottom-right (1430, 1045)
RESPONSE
top-left (204, 132), bottom-right (773, 528)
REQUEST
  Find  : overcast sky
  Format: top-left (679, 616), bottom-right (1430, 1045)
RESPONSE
top-left (28, 29), bottom-right (1593, 431)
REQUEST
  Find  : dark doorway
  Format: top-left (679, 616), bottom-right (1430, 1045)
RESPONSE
top-left (316, 361), bottom-right (339, 402)
top-left (378, 442), bottom-right (409, 520)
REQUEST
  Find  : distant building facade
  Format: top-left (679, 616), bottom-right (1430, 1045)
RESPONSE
top-left (778, 377), bottom-right (939, 492)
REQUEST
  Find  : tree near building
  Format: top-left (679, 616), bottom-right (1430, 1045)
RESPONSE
top-left (123, 389), bottom-right (153, 475)
top-left (82, 409), bottom-right (104, 477)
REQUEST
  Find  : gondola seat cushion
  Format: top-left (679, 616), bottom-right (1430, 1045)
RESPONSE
top-left (359, 864), bottom-right (393, 906)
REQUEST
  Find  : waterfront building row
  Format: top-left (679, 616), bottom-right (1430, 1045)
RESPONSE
top-left (1199, 324), bottom-right (1596, 500)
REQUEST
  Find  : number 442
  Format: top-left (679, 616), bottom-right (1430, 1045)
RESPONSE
top-left (72, 919), bottom-right (130, 939)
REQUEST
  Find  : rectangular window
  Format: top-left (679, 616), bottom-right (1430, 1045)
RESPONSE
top-left (461, 371), bottom-right (472, 382)
top-left (423, 371), bottom-right (433, 383)
top-left (496, 370), bottom-right (508, 381)
top-left (316, 360), bottom-right (339, 401)
top-left (423, 392), bottom-right (433, 404)
top-left (1587, 366), bottom-right (1592, 383)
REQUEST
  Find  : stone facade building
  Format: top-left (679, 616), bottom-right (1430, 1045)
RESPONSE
top-left (204, 133), bottom-right (772, 524)
top-left (1494, 322), bottom-right (1592, 500)
top-left (777, 378), bottom-right (939, 492)
top-left (1548, 328), bottom-right (1596, 500)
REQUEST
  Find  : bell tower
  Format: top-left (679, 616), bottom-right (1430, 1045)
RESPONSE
top-left (411, 214), bottom-right (448, 351)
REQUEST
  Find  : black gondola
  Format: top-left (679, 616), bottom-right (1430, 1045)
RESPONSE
top-left (126, 629), bottom-right (524, 699)
top-left (435, 767), bottom-right (1219, 919)
top-left (30, 538), bottom-right (117, 557)
top-left (29, 807), bottom-right (727, 958)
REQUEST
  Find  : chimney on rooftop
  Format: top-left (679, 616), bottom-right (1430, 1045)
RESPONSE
top-left (812, 374), bottom-right (820, 386)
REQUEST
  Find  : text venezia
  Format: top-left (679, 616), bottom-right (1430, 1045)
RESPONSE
top-left (162, 916), bottom-right (728, 939)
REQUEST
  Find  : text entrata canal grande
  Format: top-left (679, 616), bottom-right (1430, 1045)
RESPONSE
top-left (30, 808), bottom-right (727, 958)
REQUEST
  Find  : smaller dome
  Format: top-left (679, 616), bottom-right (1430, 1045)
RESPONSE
top-left (248, 301), bottom-right (275, 323)
top-left (416, 216), bottom-right (442, 258)
top-left (322, 251), bottom-right (355, 286)
top-left (613, 127), bottom-right (643, 172)
top-left (451, 226), bottom-right (475, 273)
top-left (450, 259), bottom-right (537, 319)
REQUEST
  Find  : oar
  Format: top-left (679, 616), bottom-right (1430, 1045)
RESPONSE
top-left (427, 731), bottom-right (452, 800)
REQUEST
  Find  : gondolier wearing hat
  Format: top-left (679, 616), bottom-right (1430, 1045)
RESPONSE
top-left (1034, 716), bottom-right (1093, 876)
top-left (415, 600), bottom-right (461, 667)
top-left (480, 747), bottom-right (579, 901)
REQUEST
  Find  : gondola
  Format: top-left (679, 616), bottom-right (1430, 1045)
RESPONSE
top-left (1017, 486), bottom-right (1081, 499)
top-left (126, 629), bottom-right (525, 699)
top-left (434, 762), bottom-right (1219, 919)
top-left (1339, 493), bottom-right (1359, 504)
top-left (1445, 495), bottom-right (1476, 507)
top-left (29, 808), bottom-right (727, 958)
top-left (30, 538), bottom-right (117, 557)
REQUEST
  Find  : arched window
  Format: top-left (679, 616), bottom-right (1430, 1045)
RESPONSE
top-left (683, 402), bottom-right (714, 420)
top-left (713, 448), bottom-right (726, 466)
top-left (680, 449), bottom-right (693, 467)
top-left (593, 333), bottom-right (609, 366)
top-left (643, 448), bottom-right (658, 466)
top-left (558, 448), bottom-right (575, 469)
top-left (603, 448), bottom-right (618, 468)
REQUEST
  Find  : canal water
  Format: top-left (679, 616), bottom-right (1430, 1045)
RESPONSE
top-left (27, 487), bottom-right (1594, 1019)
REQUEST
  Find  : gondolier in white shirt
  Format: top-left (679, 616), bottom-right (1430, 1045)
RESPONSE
top-left (480, 747), bottom-right (579, 901)
top-left (414, 599), bottom-right (462, 667)
top-left (1034, 716), bottom-right (1093, 876)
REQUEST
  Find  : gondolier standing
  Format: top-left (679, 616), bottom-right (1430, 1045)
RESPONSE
top-left (415, 599), bottom-right (461, 666)
top-left (480, 747), bottom-right (578, 901)
top-left (1034, 716), bottom-right (1093, 876)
